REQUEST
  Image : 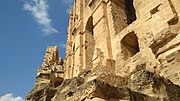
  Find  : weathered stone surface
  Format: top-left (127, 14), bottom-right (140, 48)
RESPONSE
top-left (26, 84), bottom-right (57, 101)
top-left (36, 46), bottom-right (64, 87)
top-left (64, 0), bottom-right (180, 83)
top-left (42, 46), bottom-right (59, 67)
top-left (26, 68), bottom-right (180, 101)
top-left (26, 0), bottom-right (180, 100)
top-left (128, 70), bottom-right (180, 100)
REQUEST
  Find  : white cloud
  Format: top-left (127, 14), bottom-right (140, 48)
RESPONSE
top-left (24, 0), bottom-right (58, 36)
top-left (0, 93), bottom-right (24, 101)
top-left (59, 42), bottom-right (66, 48)
top-left (63, 0), bottom-right (73, 4)
top-left (63, 0), bottom-right (74, 13)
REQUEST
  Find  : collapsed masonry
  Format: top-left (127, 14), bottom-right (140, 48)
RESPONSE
top-left (36, 46), bottom-right (64, 87)
top-left (27, 0), bottom-right (180, 100)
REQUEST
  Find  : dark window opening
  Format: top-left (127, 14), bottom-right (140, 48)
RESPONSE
top-left (86, 16), bottom-right (94, 35)
top-left (84, 16), bottom-right (95, 69)
top-left (73, 43), bottom-right (75, 52)
top-left (124, 0), bottom-right (137, 25)
top-left (121, 32), bottom-right (140, 60)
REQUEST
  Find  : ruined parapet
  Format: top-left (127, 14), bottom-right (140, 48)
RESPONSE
top-left (36, 46), bottom-right (64, 86)
top-left (50, 59), bottom-right (64, 87)
top-left (42, 46), bottom-right (59, 67)
top-left (36, 66), bottom-right (51, 84)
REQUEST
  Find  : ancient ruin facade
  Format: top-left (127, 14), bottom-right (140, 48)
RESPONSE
top-left (63, 0), bottom-right (180, 86)
top-left (64, 0), bottom-right (134, 79)
top-left (27, 0), bottom-right (180, 100)
top-left (35, 0), bottom-right (180, 86)
top-left (36, 46), bottom-right (64, 87)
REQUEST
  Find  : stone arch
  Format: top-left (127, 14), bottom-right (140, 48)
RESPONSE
top-left (124, 0), bottom-right (137, 24)
top-left (83, 16), bottom-right (95, 69)
top-left (121, 31), bottom-right (140, 60)
top-left (85, 16), bottom-right (94, 35)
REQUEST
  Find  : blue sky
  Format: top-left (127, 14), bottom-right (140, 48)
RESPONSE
top-left (0, 0), bottom-right (73, 100)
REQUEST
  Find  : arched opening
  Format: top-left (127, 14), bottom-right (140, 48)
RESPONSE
top-left (84, 16), bottom-right (95, 69)
top-left (121, 32), bottom-right (139, 60)
top-left (86, 16), bottom-right (94, 35)
top-left (124, 0), bottom-right (137, 24)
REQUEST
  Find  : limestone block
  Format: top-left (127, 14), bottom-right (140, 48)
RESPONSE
top-left (128, 70), bottom-right (180, 99)
top-left (157, 46), bottom-right (180, 86)
top-left (42, 46), bottom-right (59, 67)
top-left (27, 0), bottom-right (180, 100)
top-left (92, 3), bottom-right (104, 26)
top-left (58, 58), bottom-right (64, 65)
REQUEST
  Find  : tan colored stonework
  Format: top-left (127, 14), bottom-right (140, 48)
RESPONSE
top-left (27, 0), bottom-right (180, 100)
top-left (62, 0), bottom-right (180, 86)
top-left (36, 46), bottom-right (64, 87)
top-left (33, 0), bottom-right (180, 86)
top-left (32, 0), bottom-right (180, 88)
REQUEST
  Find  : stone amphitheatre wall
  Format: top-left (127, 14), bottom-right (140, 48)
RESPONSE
top-left (63, 0), bottom-right (180, 86)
